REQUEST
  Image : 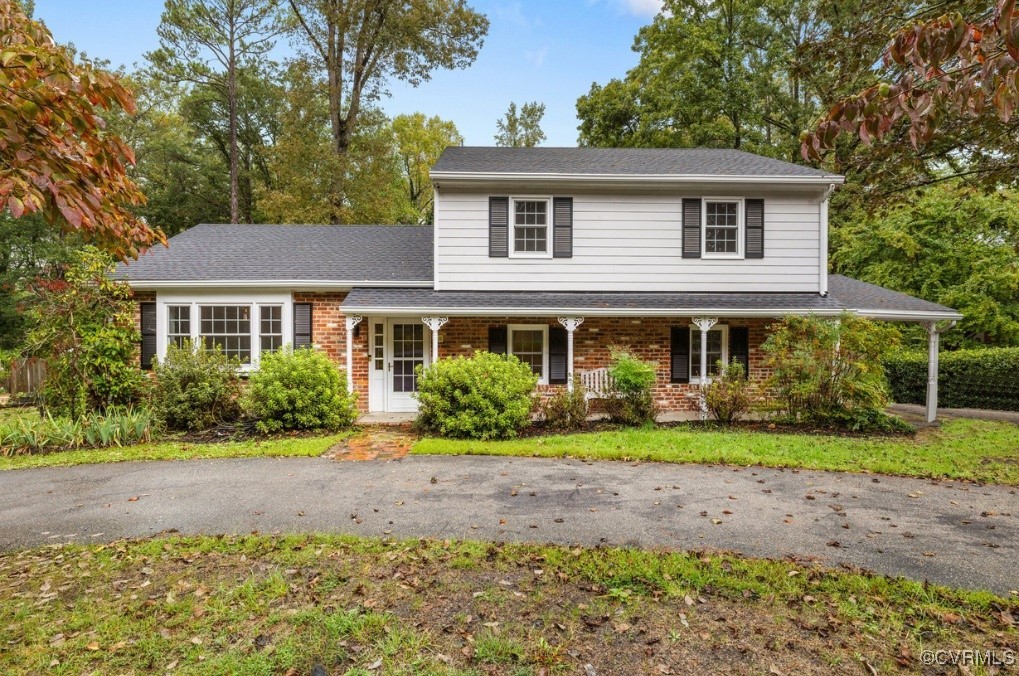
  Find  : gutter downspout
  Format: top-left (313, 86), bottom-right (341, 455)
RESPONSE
top-left (819, 183), bottom-right (836, 296)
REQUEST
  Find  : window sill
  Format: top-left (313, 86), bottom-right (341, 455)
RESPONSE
top-left (701, 253), bottom-right (745, 260)
top-left (508, 252), bottom-right (553, 260)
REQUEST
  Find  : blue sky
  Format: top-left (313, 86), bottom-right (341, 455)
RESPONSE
top-left (32, 0), bottom-right (663, 146)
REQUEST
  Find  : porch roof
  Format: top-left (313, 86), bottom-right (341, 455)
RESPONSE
top-left (341, 275), bottom-right (961, 322)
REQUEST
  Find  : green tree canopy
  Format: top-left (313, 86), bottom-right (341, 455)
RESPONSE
top-left (832, 183), bottom-right (1019, 348)
top-left (494, 101), bottom-right (546, 147)
top-left (393, 112), bottom-right (463, 223)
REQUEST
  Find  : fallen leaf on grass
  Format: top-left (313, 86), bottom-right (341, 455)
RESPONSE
top-left (367, 658), bottom-right (383, 670)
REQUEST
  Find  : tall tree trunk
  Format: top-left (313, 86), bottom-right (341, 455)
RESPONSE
top-left (228, 15), bottom-right (239, 224)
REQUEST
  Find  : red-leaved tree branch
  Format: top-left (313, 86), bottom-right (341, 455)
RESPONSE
top-left (0, 1), bottom-right (163, 259)
top-left (802, 0), bottom-right (1019, 161)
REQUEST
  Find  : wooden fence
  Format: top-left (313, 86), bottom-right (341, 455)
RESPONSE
top-left (6, 358), bottom-right (47, 397)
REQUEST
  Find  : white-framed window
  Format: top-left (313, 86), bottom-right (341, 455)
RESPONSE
top-left (510, 198), bottom-right (551, 258)
top-left (508, 324), bottom-right (549, 383)
top-left (703, 198), bottom-right (743, 258)
top-left (259, 305), bottom-right (284, 353)
top-left (167, 305), bottom-right (191, 349)
top-left (155, 293), bottom-right (293, 370)
top-left (200, 305), bottom-right (253, 363)
top-left (690, 324), bottom-right (729, 383)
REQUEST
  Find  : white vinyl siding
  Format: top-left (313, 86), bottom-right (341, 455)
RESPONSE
top-left (436, 190), bottom-right (824, 292)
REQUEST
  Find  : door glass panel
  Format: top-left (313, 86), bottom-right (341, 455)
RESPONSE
top-left (392, 323), bottom-right (424, 393)
top-left (373, 323), bottom-right (384, 370)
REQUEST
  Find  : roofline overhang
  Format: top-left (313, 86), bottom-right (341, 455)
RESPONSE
top-left (123, 279), bottom-right (434, 290)
top-left (338, 304), bottom-right (960, 322)
top-left (429, 171), bottom-right (846, 186)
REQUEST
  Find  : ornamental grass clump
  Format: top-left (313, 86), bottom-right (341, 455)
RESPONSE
top-left (416, 352), bottom-right (538, 439)
top-left (244, 347), bottom-right (358, 434)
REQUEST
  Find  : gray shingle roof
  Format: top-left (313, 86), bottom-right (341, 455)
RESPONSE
top-left (341, 275), bottom-right (959, 320)
top-left (115, 224), bottom-right (433, 284)
top-left (431, 146), bottom-right (841, 179)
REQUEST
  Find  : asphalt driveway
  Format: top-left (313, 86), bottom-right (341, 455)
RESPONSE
top-left (1, 456), bottom-right (1016, 594)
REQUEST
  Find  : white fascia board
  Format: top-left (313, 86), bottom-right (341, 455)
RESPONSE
top-left (429, 171), bottom-right (846, 186)
top-left (340, 305), bottom-right (961, 322)
top-left (126, 279), bottom-right (434, 290)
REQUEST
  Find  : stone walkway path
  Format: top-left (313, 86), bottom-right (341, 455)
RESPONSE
top-left (325, 426), bottom-right (417, 461)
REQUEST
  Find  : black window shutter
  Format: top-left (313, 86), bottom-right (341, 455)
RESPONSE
top-left (488, 326), bottom-right (507, 355)
top-left (489, 196), bottom-right (509, 257)
top-left (140, 302), bottom-right (157, 370)
top-left (745, 199), bottom-right (764, 258)
top-left (730, 326), bottom-right (750, 378)
top-left (670, 326), bottom-right (690, 383)
top-left (548, 326), bottom-right (568, 384)
top-left (552, 197), bottom-right (573, 258)
top-left (294, 303), bottom-right (313, 349)
top-left (682, 198), bottom-right (701, 258)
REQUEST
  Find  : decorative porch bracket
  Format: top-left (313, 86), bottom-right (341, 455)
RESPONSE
top-left (692, 317), bottom-right (718, 421)
top-left (421, 316), bottom-right (449, 363)
top-left (557, 317), bottom-right (585, 391)
top-left (344, 315), bottom-right (363, 393)
top-left (925, 320), bottom-right (957, 423)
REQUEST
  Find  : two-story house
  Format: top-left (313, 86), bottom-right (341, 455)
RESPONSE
top-left (118, 147), bottom-right (961, 421)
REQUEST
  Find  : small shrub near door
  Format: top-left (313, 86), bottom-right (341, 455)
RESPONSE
top-left (416, 352), bottom-right (538, 439)
top-left (150, 341), bottom-right (242, 432)
top-left (605, 349), bottom-right (659, 426)
top-left (705, 359), bottom-right (753, 423)
top-left (245, 347), bottom-right (358, 434)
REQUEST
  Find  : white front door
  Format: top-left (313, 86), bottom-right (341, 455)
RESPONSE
top-left (385, 319), bottom-right (430, 413)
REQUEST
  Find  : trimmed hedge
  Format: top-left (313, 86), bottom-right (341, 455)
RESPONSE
top-left (884, 347), bottom-right (1019, 412)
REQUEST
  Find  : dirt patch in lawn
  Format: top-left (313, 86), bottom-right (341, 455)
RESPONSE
top-left (2, 536), bottom-right (1015, 674)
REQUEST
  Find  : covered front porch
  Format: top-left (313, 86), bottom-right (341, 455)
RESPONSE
top-left (339, 277), bottom-right (962, 421)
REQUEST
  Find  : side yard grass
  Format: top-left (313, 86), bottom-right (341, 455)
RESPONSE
top-left (0, 430), bottom-right (350, 471)
top-left (2, 535), bottom-right (1015, 674)
top-left (413, 418), bottom-right (1019, 485)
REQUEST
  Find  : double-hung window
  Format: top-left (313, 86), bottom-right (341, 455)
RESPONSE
top-left (511, 199), bottom-right (550, 257)
top-left (508, 324), bottom-right (548, 383)
top-left (690, 325), bottom-right (729, 381)
top-left (259, 306), bottom-right (284, 353)
top-left (703, 199), bottom-right (743, 258)
top-left (167, 305), bottom-right (191, 349)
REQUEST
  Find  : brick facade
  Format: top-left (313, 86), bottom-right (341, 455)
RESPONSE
top-left (135, 294), bottom-right (776, 413)
top-left (434, 316), bottom-right (774, 412)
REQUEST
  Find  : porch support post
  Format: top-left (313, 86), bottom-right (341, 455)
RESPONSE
top-left (692, 317), bottom-right (718, 421)
top-left (421, 316), bottom-right (449, 362)
top-left (344, 315), bottom-right (362, 393)
top-left (925, 320), bottom-right (956, 423)
top-left (558, 317), bottom-right (585, 391)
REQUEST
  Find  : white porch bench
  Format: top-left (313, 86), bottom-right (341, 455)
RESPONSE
top-left (579, 367), bottom-right (616, 402)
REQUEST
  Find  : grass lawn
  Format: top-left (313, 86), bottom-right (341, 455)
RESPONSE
top-left (2, 535), bottom-right (1015, 674)
top-left (0, 430), bottom-right (350, 471)
top-left (414, 418), bottom-right (1019, 486)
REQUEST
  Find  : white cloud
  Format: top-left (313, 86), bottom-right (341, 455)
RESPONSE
top-left (617, 0), bottom-right (664, 17)
top-left (524, 47), bottom-right (548, 68)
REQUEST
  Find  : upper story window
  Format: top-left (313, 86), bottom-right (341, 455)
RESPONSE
top-left (512, 198), bottom-right (550, 257)
top-left (703, 199), bottom-right (743, 258)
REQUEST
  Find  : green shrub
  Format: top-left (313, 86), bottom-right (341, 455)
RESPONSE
top-left (540, 379), bottom-right (588, 431)
top-left (150, 341), bottom-right (241, 432)
top-left (416, 352), bottom-right (537, 439)
top-left (0, 348), bottom-right (16, 393)
top-left (605, 349), bottom-right (659, 426)
top-left (762, 313), bottom-right (897, 428)
top-left (884, 347), bottom-right (1019, 412)
top-left (244, 347), bottom-right (358, 434)
top-left (25, 247), bottom-right (143, 418)
top-left (705, 359), bottom-right (754, 423)
top-left (1, 408), bottom-right (154, 456)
